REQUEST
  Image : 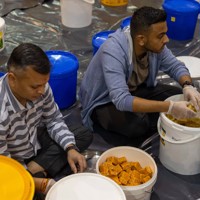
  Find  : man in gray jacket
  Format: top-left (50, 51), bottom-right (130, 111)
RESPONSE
top-left (79, 6), bottom-right (200, 146)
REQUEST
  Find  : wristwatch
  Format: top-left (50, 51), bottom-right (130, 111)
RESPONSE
top-left (66, 144), bottom-right (79, 154)
top-left (182, 80), bottom-right (194, 88)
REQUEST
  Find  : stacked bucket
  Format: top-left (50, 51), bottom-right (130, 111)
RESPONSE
top-left (158, 94), bottom-right (200, 175)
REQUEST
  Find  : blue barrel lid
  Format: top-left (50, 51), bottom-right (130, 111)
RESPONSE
top-left (120, 16), bottom-right (131, 29)
top-left (46, 50), bottom-right (79, 77)
top-left (92, 30), bottom-right (115, 48)
top-left (163, 0), bottom-right (200, 13)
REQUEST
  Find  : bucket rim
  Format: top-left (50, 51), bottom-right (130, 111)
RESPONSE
top-left (161, 94), bottom-right (200, 132)
top-left (158, 118), bottom-right (200, 144)
top-left (162, 0), bottom-right (200, 13)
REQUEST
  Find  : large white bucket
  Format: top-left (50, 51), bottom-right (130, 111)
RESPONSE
top-left (60, 0), bottom-right (94, 28)
top-left (158, 94), bottom-right (200, 175)
top-left (158, 119), bottom-right (200, 175)
top-left (96, 146), bottom-right (158, 200)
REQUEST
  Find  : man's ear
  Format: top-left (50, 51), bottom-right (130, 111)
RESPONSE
top-left (7, 72), bottom-right (16, 86)
top-left (136, 34), bottom-right (146, 46)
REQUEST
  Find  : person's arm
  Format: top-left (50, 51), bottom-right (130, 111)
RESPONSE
top-left (42, 84), bottom-right (76, 149)
top-left (42, 85), bottom-right (87, 173)
top-left (178, 75), bottom-right (200, 111)
top-left (178, 75), bottom-right (193, 87)
top-left (132, 97), bottom-right (170, 113)
top-left (66, 144), bottom-right (87, 173)
top-left (33, 177), bottom-right (56, 194)
top-left (132, 97), bottom-right (196, 119)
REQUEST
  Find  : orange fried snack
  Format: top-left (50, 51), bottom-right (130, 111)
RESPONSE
top-left (99, 156), bottom-right (153, 186)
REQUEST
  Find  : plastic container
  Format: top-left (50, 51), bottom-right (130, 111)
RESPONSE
top-left (60, 0), bottom-right (94, 28)
top-left (0, 17), bottom-right (5, 51)
top-left (96, 146), bottom-right (158, 200)
top-left (46, 50), bottom-right (79, 110)
top-left (162, 0), bottom-right (200, 40)
top-left (120, 16), bottom-right (131, 29)
top-left (159, 94), bottom-right (200, 141)
top-left (45, 173), bottom-right (126, 200)
top-left (92, 30), bottom-right (115, 55)
top-left (101, 0), bottom-right (128, 7)
top-left (158, 119), bottom-right (200, 175)
top-left (0, 155), bottom-right (35, 200)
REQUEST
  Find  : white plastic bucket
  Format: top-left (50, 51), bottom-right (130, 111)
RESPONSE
top-left (60, 0), bottom-right (94, 28)
top-left (158, 118), bottom-right (200, 175)
top-left (45, 173), bottom-right (126, 200)
top-left (160, 94), bottom-right (200, 141)
top-left (0, 17), bottom-right (5, 52)
top-left (96, 146), bottom-right (158, 200)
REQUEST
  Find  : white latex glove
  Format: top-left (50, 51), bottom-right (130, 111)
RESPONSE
top-left (167, 101), bottom-right (196, 119)
top-left (183, 85), bottom-right (200, 111)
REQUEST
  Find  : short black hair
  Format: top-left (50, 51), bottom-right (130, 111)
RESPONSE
top-left (130, 6), bottom-right (167, 37)
top-left (7, 43), bottom-right (51, 74)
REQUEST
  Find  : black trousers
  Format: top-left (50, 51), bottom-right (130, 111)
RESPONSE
top-left (25, 124), bottom-right (93, 178)
top-left (92, 83), bottom-right (182, 146)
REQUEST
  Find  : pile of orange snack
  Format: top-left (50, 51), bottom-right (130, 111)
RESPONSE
top-left (99, 156), bottom-right (153, 186)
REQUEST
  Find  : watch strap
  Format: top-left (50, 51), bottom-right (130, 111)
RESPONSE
top-left (66, 144), bottom-right (79, 154)
top-left (182, 80), bottom-right (194, 88)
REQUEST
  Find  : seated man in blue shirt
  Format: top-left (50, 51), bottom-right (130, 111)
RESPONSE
top-left (79, 6), bottom-right (200, 146)
top-left (0, 43), bottom-right (93, 195)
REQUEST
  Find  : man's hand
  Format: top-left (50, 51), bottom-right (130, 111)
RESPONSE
top-left (67, 149), bottom-right (87, 173)
top-left (183, 85), bottom-right (200, 111)
top-left (167, 101), bottom-right (196, 119)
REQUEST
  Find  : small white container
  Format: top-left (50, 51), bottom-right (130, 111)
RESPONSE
top-left (60, 0), bottom-right (94, 28)
top-left (96, 146), bottom-right (158, 200)
top-left (158, 118), bottom-right (200, 175)
top-left (0, 17), bottom-right (5, 52)
top-left (45, 173), bottom-right (126, 200)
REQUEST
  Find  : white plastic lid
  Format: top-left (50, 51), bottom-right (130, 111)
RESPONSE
top-left (45, 173), bottom-right (126, 200)
top-left (176, 56), bottom-right (200, 78)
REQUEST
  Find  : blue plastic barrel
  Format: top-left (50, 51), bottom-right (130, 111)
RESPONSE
top-left (46, 50), bottom-right (79, 110)
top-left (120, 16), bottom-right (131, 29)
top-left (162, 0), bottom-right (200, 40)
top-left (92, 30), bottom-right (115, 55)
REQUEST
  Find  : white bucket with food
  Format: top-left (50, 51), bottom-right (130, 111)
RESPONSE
top-left (159, 94), bottom-right (200, 141)
top-left (158, 94), bottom-right (200, 175)
top-left (45, 173), bottom-right (126, 200)
top-left (96, 146), bottom-right (158, 200)
top-left (158, 118), bottom-right (200, 175)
